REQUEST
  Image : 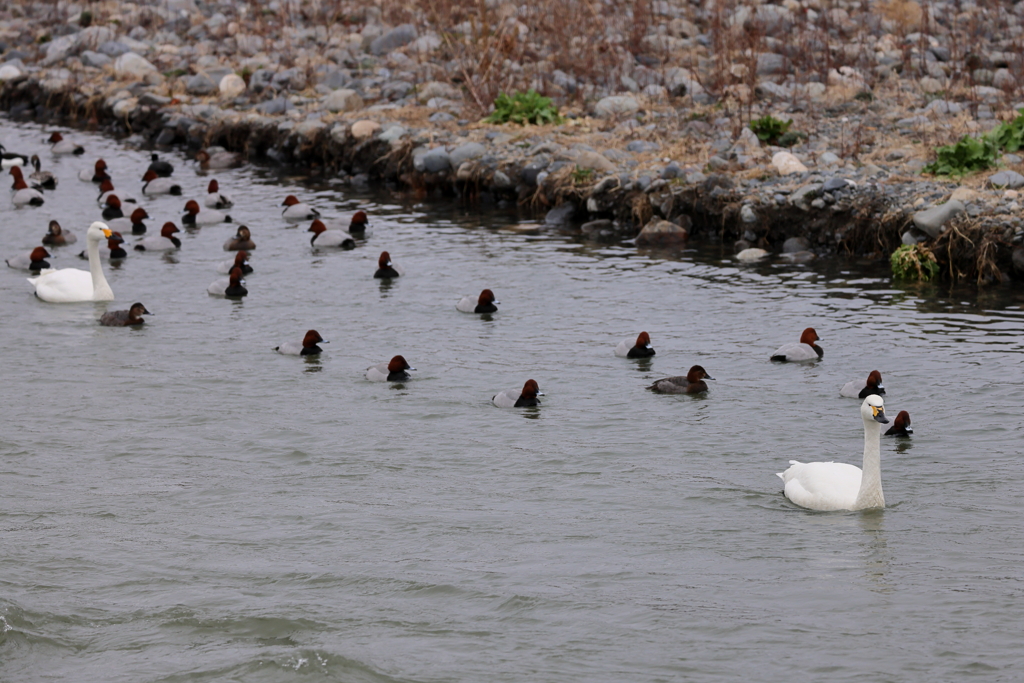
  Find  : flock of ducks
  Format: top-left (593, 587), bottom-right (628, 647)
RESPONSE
top-left (3, 131), bottom-right (915, 514)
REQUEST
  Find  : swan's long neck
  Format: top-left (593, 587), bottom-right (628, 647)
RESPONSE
top-left (87, 233), bottom-right (113, 300)
top-left (853, 417), bottom-right (884, 510)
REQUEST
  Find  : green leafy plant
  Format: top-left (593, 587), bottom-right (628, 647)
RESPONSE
top-left (749, 115), bottom-right (793, 145)
top-left (984, 110), bottom-right (1024, 152)
top-left (485, 90), bottom-right (562, 126)
top-left (922, 135), bottom-right (998, 176)
top-left (891, 244), bottom-right (940, 281)
top-left (79, 10), bottom-right (93, 27)
top-left (571, 167), bottom-right (594, 184)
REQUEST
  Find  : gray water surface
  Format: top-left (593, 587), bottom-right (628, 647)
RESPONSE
top-left (2, 122), bottom-right (1023, 682)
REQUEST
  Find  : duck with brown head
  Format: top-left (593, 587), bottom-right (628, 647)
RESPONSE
top-left (648, 365), bottom-right (715, 394)
top-left (770, 327), bottom-right (823, 362)
top-left (100, 302), bottom-right (151, 327)
top-left (224, 226), bottom-right (256, 251)
top-left (142, 169), bottom-right (182, 196)
top-left (349, 210), bottom-right (371, 236)
top-left (204, 179), bottom-right (233, 209)
top-left (183, 199), bottom-right (231, 226)
top-left (134, 223), bottom-right (181, 251)
top-left (9, 166), bottom-right (40, 191)
top-left (840, 370), bottom-right (885, 398)
top-left (308, 220), bottom-right (355, 249)
top-left (281, 194), bottom-right (321, 222)
top-left (6, 246), bottom-right (51, 272)
top-left (102, 194), bottom-right (125, 220)
top-left (79, 158), bottom-right (109, 183)
top-left (366, 355), bottom-right (416, 382)
top-left (373, 251), bottom-right (404, 278)
top-left (11, 170), bottom-right (44, 206)
top-left (457, 289), bottom-right (499, 313)
top-left (493, 379), bottom-right (544, 407)
top-left (615, 331), bottom-right (655, 358)
top-left (208, 267), bottom-right (248, 298)
top-left (217, 250), bottom-right (252, 275)
top-left (42, 220), bottom-right (76, 246)
top-left (80, 231), bottom-right (126, 260)
top-left (885, 410), bottom-right (913, 437)
top-left (275, 330), bottom-right (327, 356)
top-left (107, 207), bottom-right (150, 236)
top-left (48, 132), bottom-right (84, 155)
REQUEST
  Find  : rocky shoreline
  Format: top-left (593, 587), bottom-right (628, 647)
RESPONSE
top-left (2, 0), bottom-right (1023, 283)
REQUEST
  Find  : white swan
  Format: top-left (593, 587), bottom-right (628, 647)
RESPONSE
top-left (777, 395), bottom-right (890, 511)
top-left (28, 222), bottom-right (114, 302)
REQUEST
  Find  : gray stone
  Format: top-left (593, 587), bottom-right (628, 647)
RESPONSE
top-left (756, 52), bottom-right (786, 75)
top-left (594, 95), bottom-right (640, 118)
top-left (492, 170), bottom-right (513, 190)
top-left (912, 200), bottom-right (965, 238)
top-left (382, 80), bottom-right (413, 100)
top-left (783, 236), bottom-right (809, 253)
top-left (822, 177), bottom-right (849, 192)
top-left (273, 68), bottom-right (306, 91)
top-left (322, 88), bottom-right (364, 112)
top-left (707, 156), bottom-right (730, 171)
top-left (186, 72), bottom-right (217, 96)
top-left (428, 111), bottom-right (455, 123)
top-left (379, 125), bottom-right (407, 145)
top-left (80, 50), bottom-right (111, 68)
top-left (635, 217), bottom-right (690, 247)
top-left (139, 93), bottom-right (172, 106)
top-left (521, 158), bottom-right (550, 186)
top-left (250, 69), bottom-right (275, 93)
top-left (114, 52), bottom-right (158, 79)
top-left (626, 140), bottom-right (660, 153)
top-left (660, 163), bottom-right (684, 180)
top-left (544, 202), bottom-right (577, 226)
top-left (575, 150), bottom-right (616, 173)
top-left (819, 151), bottom-right (841, 166)
top-left (417, 147), bottom-right (451, 173)
top-left (740, 205), bottom-right (758, 223)
top-left (255, 97), bottom-right (293, 115)
top-left (790, 183), bottom-right (823, 211)
top-left (581, 219), bottom-right (615, 237)
top-left (321, 69), bottom-right (351, 90)
top-left (449, 142), bottom-right (486, 168)
top-left (987, 170), bottom-right (1024, 189)
top-left (370, 24), bottom-right (418, 56)
top-left (98, 41), bottom-right (131, 57)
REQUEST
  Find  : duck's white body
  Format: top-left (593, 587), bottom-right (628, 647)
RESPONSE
top-left (283, 203), bottom-right (320, 222)
top-left (6, 250), bottom-right (48, 270)
top-left (189, 208), bottom-right (230, 226)
top-left (134, 235), bottom-right (179, 252)
top-left (455, 296), bottom-right (480, 313)
top-left (365, 363), bottom-right (392, 381)
top-left (12, 187), bottom-right (44, 206)
top-left (311, 230), bottom-right (354, 248)
top-left (777, 396), bottom-right (889, 511)
top-left (28, 222), bottom-right (114, 302)
top-left (106, 216), bottom-right (143, 234)
top-left (142, 177), bottom-right (181, 195)
top-left (771, 342), bottom-right (819, 362)
top-left (207, 277), bottom-right (230, 296)
top-left (51, 139), bottom-right (83, 155)
top-left (491, 388), bottom-right (525, 408)
top-left (216, 258), bottom-right (248, 274)
top-left (839, 379), bottom-right (884, 398)
top-left (205, 189), bottom-right (233, 209)
top-left (275, 341), bottom-right (305, 355)
top-left (613, 338), bottom-right (654, 357)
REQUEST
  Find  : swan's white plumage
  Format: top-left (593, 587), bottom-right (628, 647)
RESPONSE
top-left (27, 222), bottom-right (114, 302)
top-left (777, 396), bottom-right (888, 511)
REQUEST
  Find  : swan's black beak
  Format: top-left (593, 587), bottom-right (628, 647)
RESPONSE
top-left (872, 406), bottom-right (889, 424)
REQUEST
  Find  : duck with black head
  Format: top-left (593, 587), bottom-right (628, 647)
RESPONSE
top-left (275, 330), bottom-right (327, 356)
top-left (770, 327), bottom-right (823, 362)
top-left (648, 365), bottom-right (715, 394)
top-left (885, 410), bottom-right (913, 437)
top-left (100, 302), bottom-right (151, 327)
top-left (840, 370), bottom-right (885, 398)
top-left (6, 246), bottom-right (52, 272)
top-left (0, 143), bottom-right (28, 168)
top-left (147, 153), bottom-right (174, 177)
top-left (134, 222), bottom-right (181, 252)
top-left (366, 355), bottom-right (415, 382)
top-left (615, 331), bottom-right (655, 358)
top-left (492, 379), bottom-right (543, 408)
top-left (373, 251), bottom-right (404, 278)
top-left (42, 220), bottom-right (76, 246)
top-left (457, 288), bottom-right (499, 313)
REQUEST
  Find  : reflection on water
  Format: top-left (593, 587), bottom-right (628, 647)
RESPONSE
top-left (858, 511), bottom-right (894, 595)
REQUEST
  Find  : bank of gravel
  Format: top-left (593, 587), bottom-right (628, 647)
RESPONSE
top-left (2, 0), bottom-right (1023, 283)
